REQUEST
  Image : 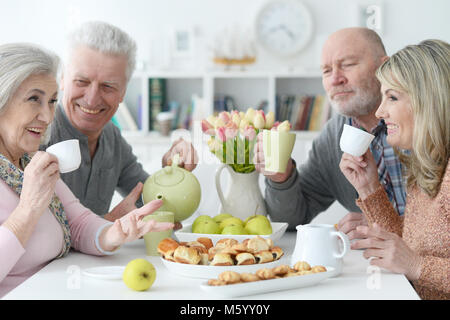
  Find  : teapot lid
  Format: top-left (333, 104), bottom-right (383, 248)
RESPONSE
top-left (154, 165), bottom-right (185, 186)
top-left (154, 153), bottom-right (185, 186)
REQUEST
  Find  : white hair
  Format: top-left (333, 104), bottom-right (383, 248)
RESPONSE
top-left (0, 43), bottom-right (60, 145)
top-left (0, 42), bottom-right (60, 113)
top-left (67, 21), bottom-right (137, 82)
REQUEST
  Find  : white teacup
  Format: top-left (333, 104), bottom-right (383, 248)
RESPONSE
top-left (340, 124), bottom-right (375, 157)
top-left (291, 224), bottom-right (350, 276)
top-left (46, 139), bottom-right (81, 173)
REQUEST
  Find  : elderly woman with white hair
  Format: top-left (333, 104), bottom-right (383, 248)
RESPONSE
top-left (0, 43), bottom-right (173, 298)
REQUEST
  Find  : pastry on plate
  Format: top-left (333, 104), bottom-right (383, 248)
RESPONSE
top-left (157, 238), bottom-right (180, 261)
top-left (173, 246), bottom-right (201, 265)
top-left (235, 252), bottom-right (256, 265)
top-left (218, 271), bottom-right (241, 284)
top-left (293, 261), bottom-right (311, 272)
top-left (247, 236), bottom-right (271, 253)
top-left (196, 237), bottom-right (214, 250)
top-left (239, 272), bottom-right (260, 282)
top-left (254, 250), bottom-right (274, 264)
top-left (210, 253), bottom-right (233, 266)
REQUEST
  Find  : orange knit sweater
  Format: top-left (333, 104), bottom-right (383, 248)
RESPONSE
top-left (356, 159), bottom-right (449, 300)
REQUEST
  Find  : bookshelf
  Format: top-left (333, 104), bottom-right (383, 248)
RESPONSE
top-left (121, 70), bottom-right (326, 135)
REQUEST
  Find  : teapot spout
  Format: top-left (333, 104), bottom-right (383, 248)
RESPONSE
top-left (156, 193), bottom-right (164, 201)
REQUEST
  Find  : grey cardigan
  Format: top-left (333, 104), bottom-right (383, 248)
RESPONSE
top-left (264, 114), bottom-right (360, 230)
top-left (45, 106), bottom-right (149, 216)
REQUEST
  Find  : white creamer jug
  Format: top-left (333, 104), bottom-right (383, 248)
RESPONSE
top-left (291, 224), bottom-right (350, 276)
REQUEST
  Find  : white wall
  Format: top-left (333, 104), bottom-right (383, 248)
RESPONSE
top-left (1, 0), bottom-right (449, 73)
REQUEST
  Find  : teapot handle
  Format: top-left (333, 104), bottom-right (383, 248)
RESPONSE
top-left (215, 163), bottom-right (228, 210)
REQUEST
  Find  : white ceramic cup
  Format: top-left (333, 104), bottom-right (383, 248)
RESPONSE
top-left (291, 224), bottom-right (350, 276)
top-left (46, 139), bottom-right (81, 173)
top-left (339, 124), bottom-right (375, 157)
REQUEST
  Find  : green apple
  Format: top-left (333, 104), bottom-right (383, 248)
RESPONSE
top-left (192, 215), bottom-right (214, 231)
top-left (122, 259), bottom-right (156, 291)
top-left (244, 215), bottom-right (272, 235)
top-left (221, 224), bottom-right (248, 235)
top-left (213, 213), bottom-right (233, 224)
top-left (244, 214), bottom-right (268, 225)
top-left (192, 219), bottom-right (220, 234)
top-left (219, 217), bottom-right (244, 232)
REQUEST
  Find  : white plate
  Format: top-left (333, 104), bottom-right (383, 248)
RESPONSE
top-left (161, 258), bottom-right (283, 279)
top-left (174, 222), bottom-right (288, 244)
top-left (200, 266), bottom-right (335, 298)
top-left (82, 266), bottom-right (125, 280)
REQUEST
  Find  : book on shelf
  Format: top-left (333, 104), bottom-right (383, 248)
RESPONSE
top-left (113, 102), bottom-right (139, 131)
top-left (165, 94), bottom-right (205, 131)
top-left (276, 94), bottom-right (331, 131)
top-left (214, 94), bottom-right (267, 114)
top-left (149, 78), bottom-right (167, 131)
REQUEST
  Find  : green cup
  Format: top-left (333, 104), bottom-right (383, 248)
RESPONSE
top-left (263, 129), bottom-right (296, 173)
top-left (143, 211), bottom-right (175, 256)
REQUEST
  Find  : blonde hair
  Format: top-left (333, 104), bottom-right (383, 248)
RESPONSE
top-left (376, 39), bottom-right (450, 197)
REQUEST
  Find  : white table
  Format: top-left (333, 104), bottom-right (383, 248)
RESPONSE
top-left (3, 231), bottom-right (419, 300)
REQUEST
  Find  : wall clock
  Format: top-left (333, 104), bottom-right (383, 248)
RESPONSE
top-left (255, 0), bottom-right (314, 57)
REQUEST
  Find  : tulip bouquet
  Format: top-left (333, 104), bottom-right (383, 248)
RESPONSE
top-left (202, 108), bottom-right (291, 173)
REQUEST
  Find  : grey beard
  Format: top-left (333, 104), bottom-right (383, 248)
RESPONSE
top-left (328, 88), bottom-right (380, 118)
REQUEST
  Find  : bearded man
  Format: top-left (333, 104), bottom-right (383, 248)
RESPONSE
top-left (254, 28), bottom-right (407, 239)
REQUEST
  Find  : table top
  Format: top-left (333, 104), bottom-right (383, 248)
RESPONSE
top-left (3, 231), bottom-right (419, 300)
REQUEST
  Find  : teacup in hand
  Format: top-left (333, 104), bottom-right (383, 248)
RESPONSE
top-left (262, 129), bottom-right (296, 173)
top-left (339, 124), bottom-right (375, 157)
top-left (46, 139), bottom-right (81, 173)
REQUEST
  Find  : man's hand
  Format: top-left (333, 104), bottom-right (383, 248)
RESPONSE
top-left (162, 138), bottom-right (198, 172)
top-left (252, 132), bottom-right (294, 183)
top-left (104, 182), bottom-right (144, 221)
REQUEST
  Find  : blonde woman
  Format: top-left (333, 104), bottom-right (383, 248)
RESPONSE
top-left (339, 39), bottom-right (449, 299)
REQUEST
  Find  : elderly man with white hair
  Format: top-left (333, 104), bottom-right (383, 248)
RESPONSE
top-left (46, 21), bottom-right (197, 222)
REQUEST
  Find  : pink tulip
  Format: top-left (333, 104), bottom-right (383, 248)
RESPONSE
top-left (218, 111), bottom-right (231, 124)
top-left (201, 119), bottom-right (216, 135)
top-left (241, 125), bottom-right (256, 140)
top-left (224, 121), bottom-right (238, 140)
top-left (216, 126), bottom-right (227, 142)
top-left (271, 121), bottom-right (280, 131)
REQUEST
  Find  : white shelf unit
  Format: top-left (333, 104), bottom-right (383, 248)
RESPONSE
top-left (123, 70), bottom-right (325, 133)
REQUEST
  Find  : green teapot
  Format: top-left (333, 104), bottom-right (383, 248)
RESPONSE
top-left (142, 154), bottom-right (201, 222)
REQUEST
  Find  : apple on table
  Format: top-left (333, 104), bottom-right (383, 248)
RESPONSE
top-left (123, 259), bottom-right (156, 291)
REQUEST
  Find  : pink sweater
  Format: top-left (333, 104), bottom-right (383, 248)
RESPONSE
top-left (0, 179), bottom-right (111, 298)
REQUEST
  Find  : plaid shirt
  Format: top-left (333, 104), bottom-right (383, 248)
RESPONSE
top-left (348, 118), bottom-right (406, 215)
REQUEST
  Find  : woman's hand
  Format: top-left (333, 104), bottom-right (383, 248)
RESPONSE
top-left (352, 224), bottom-right (422, 281)
top-left (3, 151), bottom-right (60, 246)
top-left (99, 199), bottom-right (174, 251)
top-left (339, 150), bottom-right (380, 199)
top-left (20, 151), bottom-right (60, 215)
top-left (162, 138), bottom-right (198, 172)
top-left (253, 132), bottom-right (294, 183)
